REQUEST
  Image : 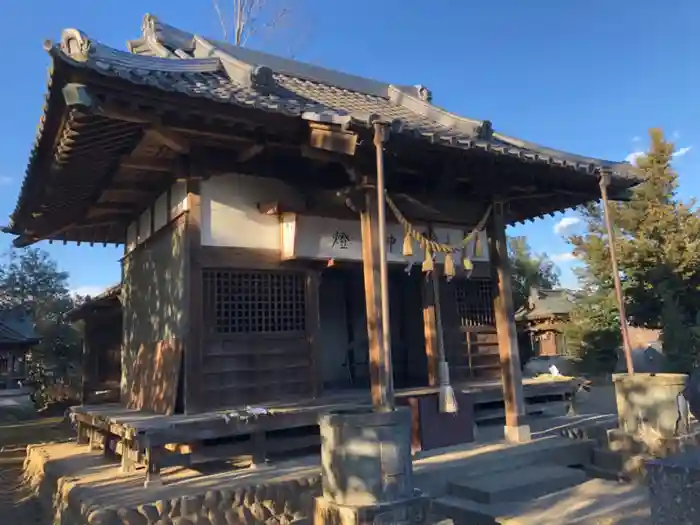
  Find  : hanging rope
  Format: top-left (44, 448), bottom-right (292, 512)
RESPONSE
top-left (385, 194), bottom-right (492, 254)
top-left (385, 193), bottom-right (492, 276)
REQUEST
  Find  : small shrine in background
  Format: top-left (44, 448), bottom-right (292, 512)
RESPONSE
top-left (516, 287), bottom-right (575, 357)
top-left (0, 308), bottom-right (39, 390)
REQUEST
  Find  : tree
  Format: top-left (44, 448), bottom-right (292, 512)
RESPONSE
top-left (568, 128), bottom-right (700, 372)
top-left (508, 236), bottom-right (561, 312)
top-left (0, 248), bottom-right (83, 403)
top-left (212, 0), bottom-right (296, 48)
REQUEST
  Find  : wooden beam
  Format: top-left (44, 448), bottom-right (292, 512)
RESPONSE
top-left (92, 201), bottom-right (139, 212)
top-left (119, 156), bottom-right (174, 172)
top-left (237, 143), bottom-right (265, 163)
top-left (145, 126), bottom-right (190, 154)
top-left (488, 200), bottom-right (529, 442)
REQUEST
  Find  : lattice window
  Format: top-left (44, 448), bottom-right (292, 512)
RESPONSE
top-left (203, 270), bottom-right (306, 334)
top-left (454, 279), bottom-right (495, 327)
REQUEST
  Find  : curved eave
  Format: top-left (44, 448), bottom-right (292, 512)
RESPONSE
top-left (8, 53), bottom-right (71, 236)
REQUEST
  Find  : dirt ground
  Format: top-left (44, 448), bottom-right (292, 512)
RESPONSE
top-left (0, 416), bottom-right (71, 524)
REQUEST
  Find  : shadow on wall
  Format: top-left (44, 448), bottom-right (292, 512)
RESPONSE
top-left (122, 216), bottom-right (187, 415)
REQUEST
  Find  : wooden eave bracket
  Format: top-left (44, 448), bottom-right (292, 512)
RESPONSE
top-left (307, 122), bottom-right (358, 156)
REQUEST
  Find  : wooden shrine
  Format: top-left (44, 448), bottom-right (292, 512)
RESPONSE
top-left (4, 14), bottom-right (640, 482)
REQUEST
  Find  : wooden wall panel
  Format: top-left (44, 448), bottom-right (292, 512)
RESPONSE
top-left (126, 339), bottom-right (183, 415)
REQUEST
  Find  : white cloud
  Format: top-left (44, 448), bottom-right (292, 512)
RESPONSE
top-left (0, 175), bottom-right (12, 185)
top-left (672, 130), bottom-right (681, 140)
top-left (632, 136), bottom-right (641, 143)
top-left (553, 217), bottom-right (580, 235)
top-left (71, 285), bottom-right (106, 298)
top-left (625, 151), bottom-right (645, 165)
top-left (551, 252), bottom-right (577, 263)
top-left (673, 146), bottom-right (692, 158)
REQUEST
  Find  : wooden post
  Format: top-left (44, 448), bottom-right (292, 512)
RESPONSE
top-left (488, 201), bottom-right (530, 442)
top-left (360, 178), bottom-right (389, 409)
top-left (185, 167), bottom-right (204, 414)
top-left (80, 338), bottom-right (90, 404)
top-left (6, 353), bottom-right (14, 390)
top-left (599, 171), bottom-right (634, 375)
top-left (373, 122), bottom-right (395, 411)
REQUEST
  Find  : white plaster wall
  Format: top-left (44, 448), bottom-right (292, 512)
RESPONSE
top-left (125, 182), bottom-right (189, 255)
top-left (137, 208), bottom-right (152, 244)
top-left (200, 173), bottom-right (300, 249)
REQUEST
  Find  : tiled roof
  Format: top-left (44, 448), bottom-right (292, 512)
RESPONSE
top-left (66, 283), bottom-right (121, 321)
top-left (515, 288), bottom-right (575, 322)
top-left (0, 308), bottom-right (39, 345)
top-left (53, 15), bottom-right (637, 181)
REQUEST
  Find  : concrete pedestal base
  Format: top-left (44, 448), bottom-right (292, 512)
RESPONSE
top-left (504, 424), bottom-right (531, 443)
top-left (613, 373), bottom-right (689, 438)
top-left (314, 493), bottom-right (429, 525)
top-left (316, 407), bottom-right (425, 525)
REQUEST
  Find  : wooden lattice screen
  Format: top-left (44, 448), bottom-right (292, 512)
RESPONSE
top-left (203, 269), bottom-right (306, 335)
top-left (454, 278), bottom-right (495, 328)
top-left (451, 278), bottom-right (500, 380)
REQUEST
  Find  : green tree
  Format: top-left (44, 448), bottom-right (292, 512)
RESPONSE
top-left (508, 236), bottom-right (561, 312)
top-left (568, 128), bottom-right (700, 372)
top-left (0, 248), bottom-right (83, 402)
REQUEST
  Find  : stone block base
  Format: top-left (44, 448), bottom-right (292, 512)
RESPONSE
top-left (608, 427), bottom-right (700, 458)
top-left (504, 424), bottom-right (531, 443)
top-left (314, 494), bottom-right (429, 525)
top-left (648, 450), bottom-right (700, 524)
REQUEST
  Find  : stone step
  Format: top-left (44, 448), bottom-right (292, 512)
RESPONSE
top-left (592, 447), bottom-right (624, 471)
top-left (433, 479), bottom-right (651, 525)
top-left (414, 436), bottom-right (593, 497)
top-left (431, 496), bottom-right (500, 525)
top-left (583, 463), bottom-right (629, 483)
top-left (448, 465), bottom-right (587, 505)
top-left (590, 447), bottom-right (650, 483)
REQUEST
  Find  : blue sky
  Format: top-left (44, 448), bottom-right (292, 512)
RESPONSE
top-left (1, 1), bottom-right (698, 294)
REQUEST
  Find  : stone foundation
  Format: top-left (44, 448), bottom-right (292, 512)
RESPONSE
top-left (23, 443), bottom-right (321, 525)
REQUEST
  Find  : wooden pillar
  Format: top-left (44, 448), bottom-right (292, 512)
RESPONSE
top-left (306, 270), bottom-right (322, 398)
top-left (421, 275), bottom-right (439, 387)
top-left (488, 201), bottom-right (530, 442)
top-left (360, 177), bottom-right (391, 409)
top-left (184, 169), bottom-right (204, 414)
top-left (81, 337), bottom-right (90, 404)
top-left (6, 352), bottom-right (15, 389)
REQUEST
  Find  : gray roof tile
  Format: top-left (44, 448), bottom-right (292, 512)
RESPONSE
top-left (51, 15), bottom-right (637, 182)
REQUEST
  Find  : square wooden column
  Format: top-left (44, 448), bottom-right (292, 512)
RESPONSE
top-left (360, 176), bottom-right (394, 409)
top-left (488, 201), bottom-right (530, 442)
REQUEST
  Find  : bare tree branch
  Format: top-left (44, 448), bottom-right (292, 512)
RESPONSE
top-left (212, 0), bottom-right (308, 54)
top-left (212, 0), bottom-right (229, 41)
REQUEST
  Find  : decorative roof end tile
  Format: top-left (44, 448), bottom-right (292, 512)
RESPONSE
top-left (415, 84), bottom-right (432, 102)
top-left (60, 28), bottom-right (92, 63)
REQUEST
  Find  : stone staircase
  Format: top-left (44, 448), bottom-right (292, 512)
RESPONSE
top-left (426, 423), bottom-right (653, 524)
top-left (432, 465), bottom-right (589, 524)
top-left (422, 436), bottom-right (593, 524)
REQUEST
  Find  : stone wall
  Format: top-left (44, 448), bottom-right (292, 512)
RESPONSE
top-left (24, 444), bottom-right (320, 525)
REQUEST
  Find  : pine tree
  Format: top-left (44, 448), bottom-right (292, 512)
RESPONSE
top-left (568, 128), bottom-right (700, 372)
